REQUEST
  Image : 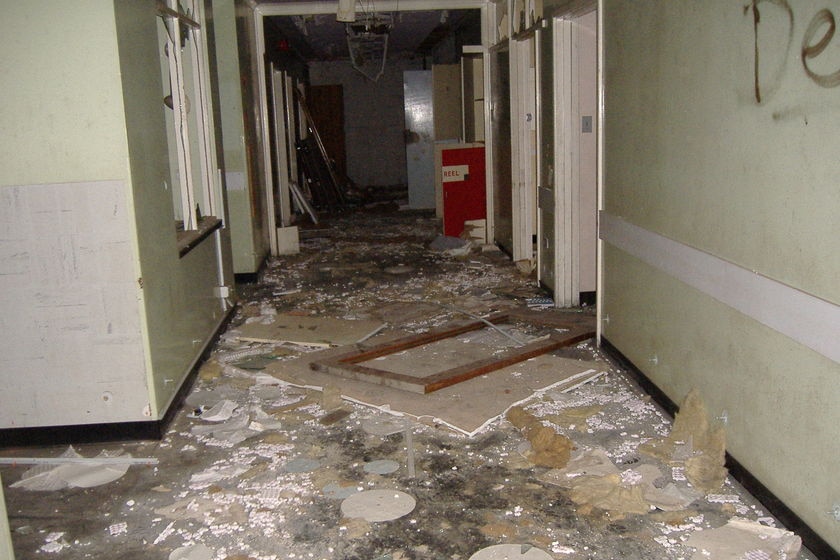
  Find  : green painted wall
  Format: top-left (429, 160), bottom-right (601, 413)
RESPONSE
top-left (0, 1), bottom-right (234, 427)
top-left (0, 1), bottom-right (128, 186)
top-left (209, 0), bottom-right (270, 275)
top-left (114, 0), bottom-right (231, 416)
top-left (215, 0), bottom-right (259, 274)
top-left (602, 0), bottom-right (840, 549)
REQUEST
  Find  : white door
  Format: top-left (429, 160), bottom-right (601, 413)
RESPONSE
top-left (404, 70), bottom-right (436, 209)
top-left (538, 9), bottom-right (598, 307)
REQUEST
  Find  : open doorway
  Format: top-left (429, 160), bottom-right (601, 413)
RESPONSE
top-left (536, 6), bottom-right (598, 308)
top-left (250, 4), bottom-right (484, 245)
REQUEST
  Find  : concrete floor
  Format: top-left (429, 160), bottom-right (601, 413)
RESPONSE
top-left (1, 210), bottom-right (814, 560)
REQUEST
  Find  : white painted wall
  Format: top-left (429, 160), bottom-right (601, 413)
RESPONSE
top-left (601, 0), bottom-right (840, 550)
top-left (0, 2), bottom-right (150, 427)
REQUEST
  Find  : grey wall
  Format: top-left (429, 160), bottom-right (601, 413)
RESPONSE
top-left (309, 56), bottom-right (423, 188)
top-left (601, 0), bottom-right (840, 550)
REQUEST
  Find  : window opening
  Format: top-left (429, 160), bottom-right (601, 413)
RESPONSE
top-left (157, 0), bottom-right (219, 235)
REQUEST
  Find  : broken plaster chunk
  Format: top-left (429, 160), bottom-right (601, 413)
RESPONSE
top-left (643, 482), bottom-right (701, 512)
top-left (169, 544), bottom-right (215, 560)
top-left (468, 544), bottom-right (553, 560)
top-left (363, 459), bottom-right (400, 475)
top-left (570, 474), bottom-right (651, 515)
top-left (362, 416), bottom-right (407, 436)
top-left (40, 532), bottom-right (69, 553)
top-left (340, 489), bottom-right (416, 522)
top-left (198, 399), bottom-right (239, 422)
top-left (283, 457), bottom-right (321, 473)
top-left (684, 517), bottom-right (801, 559)
top-left (539, 448), bottom-right (620, 488)
top-left (506, 406), bottom-right (573, 468)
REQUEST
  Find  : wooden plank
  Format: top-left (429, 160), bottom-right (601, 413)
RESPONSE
top-left (309, 312), bottom-right (595, 394)
top-left (311, 362), bottom-right (432, 393)
top-left (421, 327), bottom-right (593, 393)
top-left (326, 313), bottom-right (510, 364)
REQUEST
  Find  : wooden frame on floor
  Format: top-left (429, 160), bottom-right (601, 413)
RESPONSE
top-left (310, 310), bottom-right (595, 394)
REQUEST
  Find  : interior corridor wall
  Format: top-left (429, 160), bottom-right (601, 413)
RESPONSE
top-left (309, 57), bottom-right (423, 189)
top-left (601, 0), bottom-right (840, 550)
top-left (208, 0), bottom-right (268, 275)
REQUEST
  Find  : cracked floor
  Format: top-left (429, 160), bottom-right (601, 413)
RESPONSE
top-left (0, 210), bottom-right (814, 560)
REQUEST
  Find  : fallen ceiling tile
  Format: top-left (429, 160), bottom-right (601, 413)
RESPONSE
top-left (468, 544), bottom-right (553, 560)
top-left (340, 489), bottom-right (416, 522)
top-left (310, 311), bottom-right (595, 394)
top-left (684, 517), bottom-right (802, 559)
top-left (236, 313), bottom-right (385, 347)
top-left (266, 338), bottom-right (604, 437)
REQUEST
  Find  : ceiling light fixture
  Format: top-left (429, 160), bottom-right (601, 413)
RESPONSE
top-left (345, 12), bottom-right (393, 82)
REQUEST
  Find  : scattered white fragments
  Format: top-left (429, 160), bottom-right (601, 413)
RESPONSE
top-left (340, 489), bottom-right (416, 522)
top-left (197, 399), bottom-right (238, 422)
top-left (108, 522), bottom-right (128, 536)
top-left (684, 517), bottom-right (802, 559)
top-left (40, 531), bottom-right (69, 553)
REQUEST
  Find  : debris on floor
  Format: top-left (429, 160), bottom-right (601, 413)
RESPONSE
top-left (507, 406), bottom-right (574, 468)
top-left (0, 211), bottom-right (812, 560)
top-left (684, 517), bottom-right (802, 559)
top-left (340, 489), bottom-right (417, 522)
top-left (7, 446), bottom-right (146, 490)
top-left (234, 312), bottom-right (385, 347)
top-left (640, 388), bottom-right (728, 493)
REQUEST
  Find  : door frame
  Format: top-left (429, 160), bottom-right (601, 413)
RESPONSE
top-left (510, 35), bottom-right (538, 263)
top-left (252, 1), bottom-right (490, 245)
top-left (536, 0), bottom-right (598, 308)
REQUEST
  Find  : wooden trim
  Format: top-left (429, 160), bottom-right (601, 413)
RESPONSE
top-left (156, 1), bottom-right (201, 29)
top-left (599, 212), bottom-right (840, 364)
top-left (310, 310), bottom-right (595, 394)
top-left (177, 217), bottom-right (222, 257)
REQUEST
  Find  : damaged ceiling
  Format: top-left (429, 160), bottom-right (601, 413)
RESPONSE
top-left (264, 9), bottom-right (481, 62)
